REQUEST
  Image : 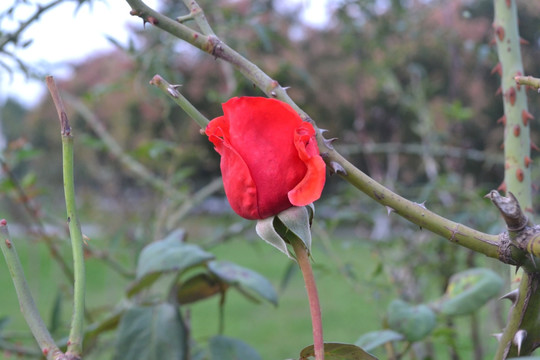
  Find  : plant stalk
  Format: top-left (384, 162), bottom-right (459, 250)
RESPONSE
top-left (0, 220), bottom-right (62, 360)
top-left (46, 76), bottom-right (86, 358)
top-left (291, 238), bottom-right (324, 360)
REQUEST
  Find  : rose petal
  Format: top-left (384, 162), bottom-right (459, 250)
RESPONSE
top-left (288, 123), bottom-right (326, 206)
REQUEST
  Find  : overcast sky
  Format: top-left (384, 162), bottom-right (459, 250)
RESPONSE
top-left (1, 0), bottom-right (330, 108)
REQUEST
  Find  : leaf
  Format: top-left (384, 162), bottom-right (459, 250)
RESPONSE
top-left (176, 273), bottom-right (227, 305)
top-left (387, 300), bottom-right (436, 342)
top-left (208, 260), bottom-right (278, 306)
top-left (300, 343), bottom-right (378, 360)
top-left (355, 330), bottom-right (404, 351)
top-left (127, 229), bottom-right (214, 297)
top-left (434, 268), bottom-right (503, 317)
top-left (209, 335), bottom-right (262, 360)
top-left (113, 303), bottom-right (187, 360)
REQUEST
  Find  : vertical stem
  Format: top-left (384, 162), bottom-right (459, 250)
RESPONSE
top-left (46, 76), bottom-right (85, 358)
top-left (0, 220), bottom-right (62, 360)
top-left (62, 134), bottom-right (85, 357)
top-left (291, 238), bottom-right (324, 360)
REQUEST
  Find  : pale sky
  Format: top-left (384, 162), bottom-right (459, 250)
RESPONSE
top-left (0, 0), bottom-right (331, 108)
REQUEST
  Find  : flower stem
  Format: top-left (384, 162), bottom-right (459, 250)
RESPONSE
top-left (46, 76), bottom-right (85, 358)
top-left (290, 238), bottom-right (324, 360)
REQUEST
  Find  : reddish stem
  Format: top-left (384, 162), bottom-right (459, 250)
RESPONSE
top-left (291, 238), bottom-right (324, 360)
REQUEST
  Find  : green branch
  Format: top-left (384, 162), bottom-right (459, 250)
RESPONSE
top-left (124, 0), bottom-right (505, 261)
top-left (515, 75), bottom-right (540, 91)
top-left (46, 76), bottom-right (85, 359)
top-left (0, 220), bottom-right (62, 360)
top-left (149, 75), bottom-right (209, 128)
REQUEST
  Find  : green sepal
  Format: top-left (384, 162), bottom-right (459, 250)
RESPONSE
top-left (255, 204), bottom-right (314, 258)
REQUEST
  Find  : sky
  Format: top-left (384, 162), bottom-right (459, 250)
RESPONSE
top-left (0, 0), bottom-right (331, 108)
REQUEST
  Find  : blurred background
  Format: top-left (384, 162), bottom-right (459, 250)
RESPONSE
top-left (1, 0), bottom-right (540, 359)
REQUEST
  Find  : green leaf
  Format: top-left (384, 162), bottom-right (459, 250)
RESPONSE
top-left (300, 342), bottom-right (378, 360)
top-left (355, 330), bottom-right (404, 351)
top-left (208, 260), bottom-right (278, 306)
top-left (176, 273), bottom-right (226, 305)
top-left (209, 335), bottom-right (262, 360)
top-left (434, 268), bottom-right (503, 317)
top-left (387, 300), bottom-right (436, 342)
top-left (113, 303), bottom-right (187, 360)
top-left (127, 229), bottom-right (214, 297)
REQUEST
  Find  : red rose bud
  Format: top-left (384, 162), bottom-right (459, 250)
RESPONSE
top-left (206, 97), bottom-right (326, 220)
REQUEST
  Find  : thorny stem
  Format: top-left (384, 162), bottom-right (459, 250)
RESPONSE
top-left (125, 0), bottom-right (504, 262)
top-left (149, 75), bottom-right (209, 128)
top-left (291, 238), bottom-right (324, 360)
top-left (0, 220), bottom-right (62, 360)
top-left (493, 0), bottom-right (535, 356)
top-left (46, 76), bottom-right (85, 358)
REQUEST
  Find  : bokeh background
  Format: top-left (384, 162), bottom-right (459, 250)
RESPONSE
top-left (1, 0), bottom-right (540, 359)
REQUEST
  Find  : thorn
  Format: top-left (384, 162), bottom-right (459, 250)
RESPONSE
top-left (520, 37), bottom-right (530, 45)
top-left (323, 138), bottom-right (338, 150)
top-left (491, 63), bottom-right (502, 76)
top-left (386, 206), bottom-right (395, 216)
top-left (499, 289), bottom-right (519, 304)
top-left (497, 181), bottom-right (507, 193)
top-left (513, 125), bottom-right (521, 137)
top-left (513, 329), bottom-right (527, 355)
top-left (318, 128), bottom-right (328, 134)
top-left (532, 142), bottom-right (540, 152)
top-left (495, 86), bottom-right (502, 96)
top-left (329, 161), bottom-right (347, 176)
top-left (494, 25), bottom-right (505, 41)
top-left (167, 85), bottom-right (181, 98)
top-left (522, 110), bottom-right (533, 126)
top-left (415, 201), bottom-right (427, 210)
top-left (492, 333), bottom-right (503, 342)
top-left (530, 253), bottom-right (537, 269)
top-left (283, 86), bottom-right (291, 91)
top-left (505, 87), bottom-right (517, 106)
top-left (505, 0), bottom-right (511, 8)
top-left (516, 168), bottom-right (524, 182)
top-left (497, 115), bottom-right (507, 125)
top-left (525, 156), bottom-right (532, 168)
